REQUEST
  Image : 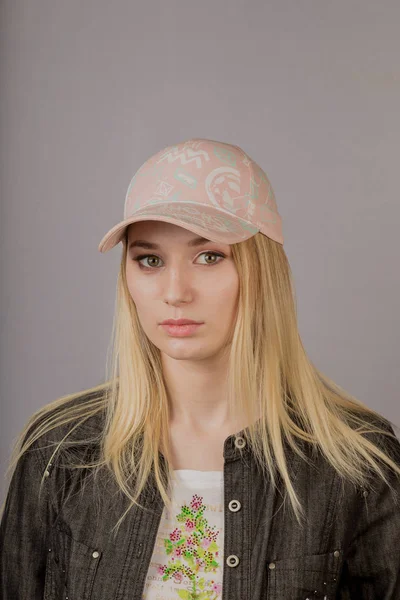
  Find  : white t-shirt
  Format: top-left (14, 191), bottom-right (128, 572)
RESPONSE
top-left (142, 469), bottom-right (224, 599)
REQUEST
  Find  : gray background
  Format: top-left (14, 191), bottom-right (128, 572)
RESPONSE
top-left (1, 1), bottom-right (399, 502)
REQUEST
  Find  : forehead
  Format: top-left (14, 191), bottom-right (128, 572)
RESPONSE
top-left (126, 220), bottom-right (228, 250)
top-left (127, 220), bottom-right (200, 239)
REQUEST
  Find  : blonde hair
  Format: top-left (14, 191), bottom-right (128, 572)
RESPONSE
top-left (2, 230), bottom-right (400, 538)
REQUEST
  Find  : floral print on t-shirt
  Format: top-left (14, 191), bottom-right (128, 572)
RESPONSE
top-left (157, 492), bottom-right (222, 599)
top-left (142, 469), bottom-right (224, 600)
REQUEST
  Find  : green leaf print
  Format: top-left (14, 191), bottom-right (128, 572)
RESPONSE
top-left (198, 592), bottom-right (214, 600)
top-left (184, 551), bottom-right (196, 568)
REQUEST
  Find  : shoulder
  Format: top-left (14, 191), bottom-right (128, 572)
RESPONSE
top-left (22, 387), bottom-right (108, 470)
top-left (352, 411), bottom-right (400, 468)
top-left (292, 410), bottom-right (400, 500)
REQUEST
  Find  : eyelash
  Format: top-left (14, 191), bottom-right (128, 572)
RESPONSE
top-left (132, 251), bottom-right (226, 270)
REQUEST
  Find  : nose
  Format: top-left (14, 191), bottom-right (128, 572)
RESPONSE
top-left (162, 263), bottom-right (194, 306)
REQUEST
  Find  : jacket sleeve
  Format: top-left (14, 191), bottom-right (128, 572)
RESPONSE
top-left (0, 441), bottom-right (50, 599)
top-left (340, 423), bottom-right (400, 599)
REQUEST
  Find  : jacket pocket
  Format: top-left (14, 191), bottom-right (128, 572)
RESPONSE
top-left (44, 519), bottom-right (103, 600)
top-left (266, 550), bottom-right (342, 600)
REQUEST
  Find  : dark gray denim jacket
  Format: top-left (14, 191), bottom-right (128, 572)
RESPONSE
top-left (1, 408), bottom-right (400, 600)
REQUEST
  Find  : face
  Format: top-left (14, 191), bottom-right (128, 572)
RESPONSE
top-left (125, 220), bottom-right (240, 362)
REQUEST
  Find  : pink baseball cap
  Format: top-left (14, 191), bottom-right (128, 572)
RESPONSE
top-left (98, 137), bottom-right (284, 253)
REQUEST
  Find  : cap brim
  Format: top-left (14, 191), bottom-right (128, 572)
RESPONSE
top-left (98, 210), bottom-right (260, 253)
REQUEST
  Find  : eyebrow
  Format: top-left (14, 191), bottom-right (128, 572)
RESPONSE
top-left (128, 236), bottom-right (214, 250)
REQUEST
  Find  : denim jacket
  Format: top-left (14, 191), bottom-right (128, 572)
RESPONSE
top-left (1, 404), bottom-right (400, 600)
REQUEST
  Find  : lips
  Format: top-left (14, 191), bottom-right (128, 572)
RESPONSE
top-left (161, 319), bottom-right (202, 325)
top-left (161, 322), bottom-right (204, 337)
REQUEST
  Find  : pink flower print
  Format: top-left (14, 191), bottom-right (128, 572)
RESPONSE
top-left (202, 538), bottom-right (211, 549)
top-left (185, 518), bottom-right (195, 532)
top-left (173, 546), bottom-right (183, 557)
top-left (172, 571), bottom-right (183, 584)
top-left (170, 528), bottom-right (181, 542)
top-left (205, 526), bottom-right (219, 542)
top-left (186, 535), bottom-right (195, 546)
top-left (190, 494), bottom-right (203, 511)
top-left (157, 564), bottom-right (166, 576)
top-left (212, 583), bottom-right (222, 593)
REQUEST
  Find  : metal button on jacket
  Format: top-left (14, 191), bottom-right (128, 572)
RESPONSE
top-left (228, 499), bottom-right (241, 512)
top-left (234, 436), bottom-right (246, 449)
top-left (226, 554), bottom-right (240, 567)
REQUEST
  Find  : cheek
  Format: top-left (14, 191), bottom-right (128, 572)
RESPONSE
top-left (126, 267), bottom-right (155, 303)
top-left (126, 273), bottom-right (149, 312)
top-left (125, 274), bottom-right (137, 303)
top-left (128, 289), bottom-right (152, 315)
top-left (205, 273), bottom-right (239, 313)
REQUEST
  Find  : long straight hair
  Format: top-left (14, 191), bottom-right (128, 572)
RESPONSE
top-left (2, 229), bottom-right (400, 537)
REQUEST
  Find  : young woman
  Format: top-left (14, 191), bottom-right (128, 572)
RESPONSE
top-left (1, 137), bottom-right (399, 599)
